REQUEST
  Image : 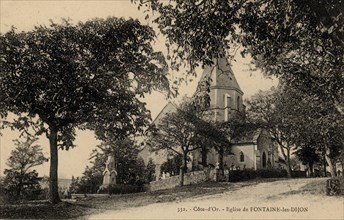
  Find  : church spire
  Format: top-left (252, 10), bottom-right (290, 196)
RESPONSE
top-left (201, 56), bottom-right (243, 94)
top-left (198, 56), bottom-right (244, 122)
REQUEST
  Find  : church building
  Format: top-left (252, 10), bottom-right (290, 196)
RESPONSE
top-left (140, 56), bottom-right (280, 180)
top-left (193, 57), bottom-right (279, 170)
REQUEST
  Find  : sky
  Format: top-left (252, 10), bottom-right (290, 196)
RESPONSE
top-left (0, 0), bottom-right (277, 179)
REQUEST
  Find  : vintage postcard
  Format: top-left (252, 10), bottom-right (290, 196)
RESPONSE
top-left (0, 0), bottom-right (343, 219)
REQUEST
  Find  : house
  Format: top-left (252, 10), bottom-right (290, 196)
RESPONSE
top-left (139, 56), bottom-right (280, 180)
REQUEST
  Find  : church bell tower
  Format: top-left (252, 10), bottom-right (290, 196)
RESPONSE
top-left (200, 56), bottom-right (244, 122)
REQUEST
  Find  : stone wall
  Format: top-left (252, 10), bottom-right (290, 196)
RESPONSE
top-left (149, 170), bottom-right (207, 191)
top-left (183, 170), bottom-right (207, 185)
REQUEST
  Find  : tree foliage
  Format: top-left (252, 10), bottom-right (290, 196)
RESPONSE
top-left (136, 0), bottom-right (343, 105)
top-left (134, 1), bottom-right (343, 177)
top-left (278, 83), bottom-right (343, 177)
top-left (2, 135), bottom-right (47, 200)
top-left (239, 0), bottom-right (343, 105)
top-left (6, 136), bottom-right (47, 173)
top-left (75, 138), bottom-right (155, 193)
top-left (160, 154), bottom-right (182, 176)
top-left (294, 145), bottom-right (320, 177)
top-left (147, 102), bottom-right (229, 185)
top-left (2, 170), bottom-right (43, 201)
top-left (145, 158), bottom-right (156, 182)
top-left (247, 84), bottom-right (343, 177)
top-left (0, 17), bottom-right (169, 203)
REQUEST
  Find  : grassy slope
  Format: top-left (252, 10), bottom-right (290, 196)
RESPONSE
top-left (0, 178), bottom-right (336, 219)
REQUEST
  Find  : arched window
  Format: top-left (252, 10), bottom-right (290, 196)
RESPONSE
top-left (240, 151), bottom-right (244, 162)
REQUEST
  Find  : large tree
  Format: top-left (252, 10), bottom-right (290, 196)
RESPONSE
top-left (247, 87), bottom-right (296, 177)
top-left (135, 0), bottom-right (343, 104)
top-left (147, 104), bottom-right (229, 185)
top-left (282, 85), bottom-right (343, 177)
top-left (247, 84), bottom-right (343, 177)
top-left (0, 17), bottom-right (169, 203)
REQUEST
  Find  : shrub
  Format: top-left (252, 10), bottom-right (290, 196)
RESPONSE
top-left (326, 176), bottom-right (344, 196)
top-left (228, 169), bottom-right (256, 182)
top-left (228, 169), bottom-right (288, 182)
top-left (108, 184), bottom-right (144, 194)
top-left (1, 170), bottom-right (44, 201)
top-left (256, 169), bottom-right (288, 178)
top-left (145, 159), bottom-right (156, 182)
top-left (0, 177), bottom-right (8, 204)
top-left (291, 171), bottom-right (307, 178)
top-left (97, 180), bottom-right (148, 195)
top-left (160, 155), bottom-right (182, 176)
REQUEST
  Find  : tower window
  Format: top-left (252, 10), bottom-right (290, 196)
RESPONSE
top-left (237, 96), bottom-right (240, 110)
top-left (240, 151), bottom-right (244, 162)
top-left (225, 94), bottom-right (231, 121)
top-left (227, 96), bottom-right (231, 108)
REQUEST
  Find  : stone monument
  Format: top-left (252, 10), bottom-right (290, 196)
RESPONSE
top-left (100, 155), bottom-right (117, 191)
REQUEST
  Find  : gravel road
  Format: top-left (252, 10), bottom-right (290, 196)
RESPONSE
top-left (89, 178), bottom-right (343, 220)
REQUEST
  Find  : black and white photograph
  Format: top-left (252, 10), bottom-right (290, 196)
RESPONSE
top-left (0, 0), bottom-right (343, 219)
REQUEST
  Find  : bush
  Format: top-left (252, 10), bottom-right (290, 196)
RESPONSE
top-left (256, 169), bottom-right (288, 178)
top-left (0, 178), bottom-right (8, 204)
top-left (326, 176), bottom-right (344, 196)
top-left (228, 169), bottom-right (288, 182)
top-left (228, 169), bottom-right (257, 182)
top-left (97, 181), bottom-right (148, 195)
top-left (145, 159), bottom-right (156, 182)
top-left (108, 184), bottom-right (145, 194)
top-left (291, 171), bottom-right (307, 178)
top-left (1, 170), bottom-right (44, 201)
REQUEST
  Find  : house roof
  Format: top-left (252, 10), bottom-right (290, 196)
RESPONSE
top-left (152, 101), bottom-right (178, 125)
top-left (139, 102), bottom-right (177, 151)
top-left (230, 129), bottom-right (262, 145)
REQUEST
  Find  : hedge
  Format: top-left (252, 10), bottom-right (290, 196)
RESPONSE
top-left (291, 171), bottom-right (307, 178)
top-left (99, 182), bottom-right (150, 195)
top-left (228, 169), bottom-right (288, 182)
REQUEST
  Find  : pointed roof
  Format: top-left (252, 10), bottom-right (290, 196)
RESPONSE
top-left (230, 129), bottom-right (262, 144)
top-left (152, 101), bottom-right (177, 125)
top-left (200, 57), bottom-right (243, 95)
top-left (139, 102), bottom-right (177, 151)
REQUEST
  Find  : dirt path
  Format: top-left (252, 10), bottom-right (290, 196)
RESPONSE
top-left (88, 178), bottom-right (343, 220)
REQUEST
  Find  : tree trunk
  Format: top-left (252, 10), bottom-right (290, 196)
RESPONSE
top-left (309, 162), bottom-right (314, 177)
top-left (201, 147), bottom-right (208, 167)
top-left (279, 144), bottom-right (292, 178)
top-left (325, 152), bottom-right (336, 177)
top-left (286, 148), bottom-right (292, 178)
top-left (180, 168), bottom-right (185, 186)
top-left (323, 155), bottom-right (327, 177)
top-left (48, 126), bottom-right (61, 203)
top-left (218, 146), bottom-right (224, 176)
top-left (324, 140), bottom-right (336, 177)
top-left (180, 153), bottom-right (188, 186)
top-left (16, 183), bottom-right (22, 199)
top-left (17, 172), bottom-right (23, 199)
